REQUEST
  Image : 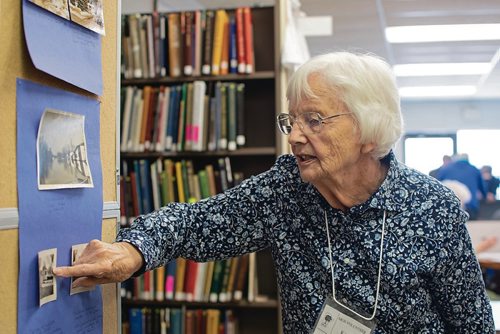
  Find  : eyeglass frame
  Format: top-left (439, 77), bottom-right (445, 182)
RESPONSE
top-left (276, 111), bottom-right (352, 135)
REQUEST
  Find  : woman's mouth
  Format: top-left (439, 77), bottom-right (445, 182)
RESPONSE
top-left (297, 154), bottom-right (317, 163)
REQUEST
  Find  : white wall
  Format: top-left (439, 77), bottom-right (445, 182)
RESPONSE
top-left (401, 99), bottom-right (500, 134)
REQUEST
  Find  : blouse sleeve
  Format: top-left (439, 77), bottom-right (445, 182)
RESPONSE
top-left (428, 206), bottom-right (495, 333)
top-left (116, 155), bottom-right (297, 271)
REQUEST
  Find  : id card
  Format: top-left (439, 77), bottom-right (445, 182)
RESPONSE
top-left (311, 296), bottom-right (376, 334)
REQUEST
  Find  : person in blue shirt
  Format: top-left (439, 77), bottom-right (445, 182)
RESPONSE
top-left (54, 52), bottom-right (494, 333)
top-left (437, 153), bottom-right (487, 220)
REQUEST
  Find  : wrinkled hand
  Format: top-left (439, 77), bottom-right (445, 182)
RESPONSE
top-left (53, 240), bottom-right (143, 288)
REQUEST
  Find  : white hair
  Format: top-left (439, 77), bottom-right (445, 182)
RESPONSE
top-left (286, 51), bottom-right (404, 159)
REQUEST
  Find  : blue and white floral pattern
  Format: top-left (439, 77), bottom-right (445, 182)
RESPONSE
top-left (117, 152), bottom-right (494, 333)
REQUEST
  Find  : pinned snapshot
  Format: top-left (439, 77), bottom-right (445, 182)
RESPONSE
top-left (70, 243), bottom-right (95, 295)
top-left (68, 0), bottom-right (105, 35)
top-left (29, 0), bottom-right (70, 20)
top-left (37, 108), bottom-right (93, 190)
top-left (38, 248), bottom-right (57, 306)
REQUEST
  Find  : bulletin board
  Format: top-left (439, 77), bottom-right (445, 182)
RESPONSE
top-left (0, 0), bottom-right (119, 332)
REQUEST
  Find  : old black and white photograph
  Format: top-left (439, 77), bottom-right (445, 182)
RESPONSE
top-left (70, 243), bottom-right (94, 295)
top-left (69, 0), bottom-right (105, 35)
top-left (38, 248), bottom-right (57, 306)
top-left (37, 108), bottom-right (93, 190)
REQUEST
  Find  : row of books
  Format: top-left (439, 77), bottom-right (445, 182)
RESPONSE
top-left (120, 157), bottom-right (241, 224)
top-left (124, 307), bottom-right (237, 334)
top-left (121, 7), bottom-right (254, 79)
top-left (120, 81), bottom-right (246, 153)
top-left (122, 252), bottom-right (259, 304)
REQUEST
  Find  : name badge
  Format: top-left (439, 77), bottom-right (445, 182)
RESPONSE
top-left (311, 296), bottom-right (376, 334)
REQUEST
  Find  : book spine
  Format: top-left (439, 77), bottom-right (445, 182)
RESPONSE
top-left (183, 11), bottom-right (193, 76)
top-left (167, 13), bottom-right (182, 77)
top-left (236, 83), bottom-right (246, 146)
top-left (202, 10), bottom-right (214, 75)
top-left (211, 10), bottom-right (226, 76)
top-left (227, 83), bottom-right (237, 151)
top-left (235, 8), bottom-right (246, 74)
top-left (243, 7), bottom-right (254, 73)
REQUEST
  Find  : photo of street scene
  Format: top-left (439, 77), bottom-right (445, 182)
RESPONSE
top-left (70, 243), bottom-right (94, 295)
top-left (37, 108), bottom-right (93, 190)
top-left (38, 248), bottom-right (57, 306)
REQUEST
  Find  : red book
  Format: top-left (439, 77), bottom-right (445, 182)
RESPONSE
top-left (184, 259), bottom-right (198, 301)
top-left (242, 7), bottom-right (254, 73)
top-left (235, 8), bottom-right (246, 74)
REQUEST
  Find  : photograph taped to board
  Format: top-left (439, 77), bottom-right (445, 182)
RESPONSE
top-left (37, 108), bottom-right (94, 190)
top-left (70, 243), bottom-right (95, 295)
top-left (38, 248), bottom-right (57, 306)
top-left (28, 0), bottom-right (105, 35)
top-left (68, 0), bottom-right (105, 35)
top-left (29, 0), bottom-right (70, 20)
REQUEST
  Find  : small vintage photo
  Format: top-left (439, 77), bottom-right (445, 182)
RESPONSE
top-left (38, 248), bottom-right (57, 306)
top-left (70, 243), bottom-right (94, 295)
top-left (69, 0), bottom-right (105, 35)
top-left (37, 108), bottom-right (93, 190)
top-left (29, 0), bottom-right (70, 20)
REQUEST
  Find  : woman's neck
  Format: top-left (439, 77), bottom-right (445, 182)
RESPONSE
top-left (316, 157), bottom-right (389, 211)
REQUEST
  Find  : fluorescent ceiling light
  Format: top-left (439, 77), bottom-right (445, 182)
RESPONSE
top-left (399, 85), bottom-right (477, 97)
top-left (386, 24), bottom-right (500, 43)
top-left (393, 63), bottom-right (491, 76)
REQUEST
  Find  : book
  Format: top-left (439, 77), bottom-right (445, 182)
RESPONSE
top-left (242, 7), bottom-right (254, 73)
top-left (211, 10), bottom-right (227, 76)
top-left (139, 15), bottom-right (149, 78)
top-left (191, 81), bottom-right (207, 152)
top-left (184, 260), bottom-right (198, 302)
top-left (218, 258), bottom-right (232, 302)
top-left (227, 82), bottom-right (237, 151)
top-left (225, 256), bottom-right (239, 302)
top-left (183, 11), bottom-right (194, 76)
top-left (203, 261), bottom-right (215, 302)
top-left (128, 307), bottom-right (143, 334)
top-left (193, 261), bottom-right (208, 302)
top-left (235, 8), bottom-right (246, 74)
top-left (219, 12), bottom-right (230, 75)
top-left (174, 258), bottom-right (187, 301)
top-left (193, 11), bottom-right (202, 76)
top-left (128, 14), bottom-right (142, 78)
top-left (218, 83), bottom-right (228, 150)
top-left (236, 83), bottom-right (246, 146)
top-left (201, 10), bottom-right (215, 75)
top-left (165, 260), bottom-right (177, 300)
top-left (228, 15), bottom-right (238, 74)
top-left (167, 13), bottom-right (182, 77)
top-left (233, 253), bottom-right (249, 301)
top-left (120, 86), bottom-right (135, 152)
top-left (209, 260), bottom-right (225, 302)
top-left (155, 265), bottom-right (165, 301)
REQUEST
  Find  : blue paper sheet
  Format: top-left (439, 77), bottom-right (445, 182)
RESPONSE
top-left (17, 79), bottom-right (103, 334)
top-left (22, 0), bottom-right (103, 95)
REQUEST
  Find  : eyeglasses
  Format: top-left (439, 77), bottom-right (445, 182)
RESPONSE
top-left (276, 112), bottom-right (351, 135)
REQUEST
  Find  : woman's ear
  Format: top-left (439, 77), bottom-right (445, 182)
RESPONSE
top-left (361, 142), bottom-right (376, 154)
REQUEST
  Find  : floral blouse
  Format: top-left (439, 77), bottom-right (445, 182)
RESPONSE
top-left (117, 152), bottom-right (494, 333)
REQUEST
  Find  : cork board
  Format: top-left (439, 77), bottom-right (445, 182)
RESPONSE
top-left (0, 0), bottom-right (119, 332)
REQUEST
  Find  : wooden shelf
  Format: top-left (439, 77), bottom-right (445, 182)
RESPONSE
top-left (122, 298), bottom-right (279, 309)
top-left (121, 147), bottom-right (277, 159)
top-left (121, 71), bottom-right (275, 86)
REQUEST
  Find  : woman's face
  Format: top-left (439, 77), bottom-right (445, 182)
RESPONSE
top-left (288, 75), bottom-right (370, 185)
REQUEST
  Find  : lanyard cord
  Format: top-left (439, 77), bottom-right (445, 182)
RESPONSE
top-left (324, 210), bottom-right (386, 321)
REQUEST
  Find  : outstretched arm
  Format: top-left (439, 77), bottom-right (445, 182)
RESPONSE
top-left (53, 239), bottom-right (144, 288)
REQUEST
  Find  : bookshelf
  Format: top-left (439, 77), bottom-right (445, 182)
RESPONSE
top-left (119, 5), bottom-right (284, 334)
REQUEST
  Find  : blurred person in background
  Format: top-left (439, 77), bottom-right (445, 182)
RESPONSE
top-left (437, 153), bottom-right (486, 220)
top-left (481, 165), bottom-right (500, 203)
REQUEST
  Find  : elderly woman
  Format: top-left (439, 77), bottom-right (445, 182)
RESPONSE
top-left (55, 52), bottom-right (494, 333)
